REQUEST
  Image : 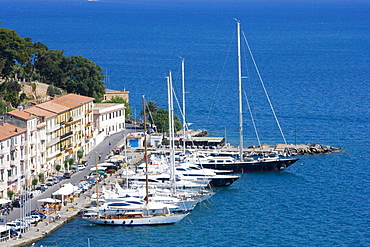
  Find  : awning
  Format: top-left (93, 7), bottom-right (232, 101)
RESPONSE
top-left (0, 199), bottom-right (11, 204)
top-left (52, 183), bottom-right (78, 196)
top-left (37, 198), bottom-right (61, 203)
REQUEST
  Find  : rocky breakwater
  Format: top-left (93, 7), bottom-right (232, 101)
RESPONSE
top-left (274, 143), bottom-right (340, 155)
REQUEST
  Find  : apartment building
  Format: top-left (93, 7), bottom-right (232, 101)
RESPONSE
top-left (1, 110), bottom-right (47, 186)
top-left (60, 94), bottom-right (95, 155)
top-left (24, 106), bottom-right (57, 177)
top-left (93, 103), bottom-right (126, 137)
top-left (0, 123), bottom-right (26, 198)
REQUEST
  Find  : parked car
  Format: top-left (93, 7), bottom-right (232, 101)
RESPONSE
top-left (30, 214), bottom-right (41, 223)
top-left (46, 178), bottom-right (56, 186)
top-left (35, 185), bottom-right (46, 192)
top-left (6, 221), bottom-right (21, 231)
top-left (11, 199), bottom-right (24, 208)
top-left (31, 210), bottom-right (47, 219)
top-left (77, 164), bottom-right (86, 171)
top-left (55, 175), bottom-right (64, 182)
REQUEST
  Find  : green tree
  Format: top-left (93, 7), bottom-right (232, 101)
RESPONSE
top-left (38, 173), bottom-right (44, 183)
top-left (104, 96), bottom-right (132, 119)
top-left (47, 85), bottom-right (62, 97)
top-left (7, 190), bottom-right (14, 200)
top-left (0, 100), bottom-right (8, 114)
top-left (141, 101), bottom-right (159, 128)
top-left (0, 28), bottom-right (106, 102)
top-left (55, 164), bottom-right (61, 173)
top-left (58, 56), bottom-right (105, 101)
top-left (152, 108), bottom-right (182, 133)
top-left (64, 160), bottom-right (69, 171)
top-left (68, 158), bottom-right (75, 167)
top-left (0, 28), bottom-right (33, 76)
top-left (77, 150), bottom-right (84, 164)
top-left (32, 178), bottom-right (38, 189)
top-left (36, 49), bottom-right (64, 83)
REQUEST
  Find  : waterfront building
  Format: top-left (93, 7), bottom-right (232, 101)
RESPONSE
top-left (34, 94), bottom-right (95, 170)
top-left (0, 110), bottom-right (47, 186)
top-left (93, 103), bottom-right (126, 138)
top-left (60, 94), bottom-right (95, 155)
top-left (0, 123), bottom-right (26, 198)
top-left (24, 106), bottom-right (58, 177)
top-left (103, 88), bottom-right (129, 102)
top-left (34, 99), bottom-right (72, 170)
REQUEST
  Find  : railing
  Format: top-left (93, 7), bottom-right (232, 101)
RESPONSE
top-left (47, 149), bottom-right (61, 159)
top-left (48, 123), bottom-right (61, 133)
top-left (48, 137), bottom-right (60, 147)
top-left (60, 131), bottom-right (73, 140)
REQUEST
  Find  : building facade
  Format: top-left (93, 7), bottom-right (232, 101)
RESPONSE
top-left (0, 123), bottom-right (26, 198)
top-left (1, 110), bottom-right (47, 186)
top-left (93, 103), bottom-right (126, 137)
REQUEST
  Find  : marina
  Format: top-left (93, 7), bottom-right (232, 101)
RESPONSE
top-left (0, 0), bottom-right (368, 246)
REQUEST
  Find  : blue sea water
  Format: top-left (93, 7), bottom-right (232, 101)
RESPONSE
top-left (1, 0), bottom-right (370, 246)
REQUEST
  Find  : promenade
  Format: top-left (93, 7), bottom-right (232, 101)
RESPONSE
top-left (2, 128), bottom-right (144, 247)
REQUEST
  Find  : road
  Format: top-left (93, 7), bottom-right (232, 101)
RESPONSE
top-left (4, 125), bottom-right (143, 223)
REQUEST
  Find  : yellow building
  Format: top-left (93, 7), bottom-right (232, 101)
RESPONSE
top-left (103, 88), bottom-right (129, 102)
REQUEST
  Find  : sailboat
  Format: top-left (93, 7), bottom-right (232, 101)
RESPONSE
top-left (82, 96), bottom-right (189, 226)
top-left (200, 21), bottom-right (299, 172)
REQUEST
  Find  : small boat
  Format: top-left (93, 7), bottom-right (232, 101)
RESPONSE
top-left (175, 162), bottom-right (240, 187)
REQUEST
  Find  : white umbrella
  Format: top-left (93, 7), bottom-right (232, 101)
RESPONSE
top-left (110, 155), bottom-right (126, 159)
top-left (52, 183), bottom-right (78, 196)
top-left (0, 199), bottom-right (11, 204)
top-left (37, 198), bottom-right (61, 203)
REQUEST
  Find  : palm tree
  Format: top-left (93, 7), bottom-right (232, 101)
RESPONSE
top-left (141, 101), bottom-right (159, 128)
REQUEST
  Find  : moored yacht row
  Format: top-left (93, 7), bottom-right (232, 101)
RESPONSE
top-left (81, 150), bottom-right (240, 226)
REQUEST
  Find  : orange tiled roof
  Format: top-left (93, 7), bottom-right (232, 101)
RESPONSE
top-left (24, 106), bottom-right (57, 119)
top-left (0, 123), bottom-right (26, 140)
top-left (53, 97), bottom-right (81, 108)
top-left (7, 109), bottom-right (36, 120)
top-left (35, 101), bottom-right (70, 114)
top-left (62, 93), bottom-right (94, 104)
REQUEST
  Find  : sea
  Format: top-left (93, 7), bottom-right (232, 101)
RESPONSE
top-left (1, 0), bottom-right (369, 246)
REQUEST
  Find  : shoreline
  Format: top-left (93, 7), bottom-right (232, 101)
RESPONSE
top-left (5, 139), bottom-right (338, 246)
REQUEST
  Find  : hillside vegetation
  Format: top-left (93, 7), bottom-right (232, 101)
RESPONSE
top-left (0, 28), bottom-right (106, 113)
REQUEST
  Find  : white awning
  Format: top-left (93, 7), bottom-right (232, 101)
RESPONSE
top-left (52, 183), bottom-right (78, 196)
top-left (37, 198), bottom-right (61, 203)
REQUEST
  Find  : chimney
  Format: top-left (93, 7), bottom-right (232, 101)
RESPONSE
top-left (15, 128), bottom-right (18, 132)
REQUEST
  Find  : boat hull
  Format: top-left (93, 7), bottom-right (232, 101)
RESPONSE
top-left (200, 158), bottom-right (299, 172)
top-left (83, 213), bottom-right (188, 226)
top-left (208, 176), bottom-right (240, 187)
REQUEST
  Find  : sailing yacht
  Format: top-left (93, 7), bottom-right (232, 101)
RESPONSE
top-left (200, 21), bottom-right (299, 172)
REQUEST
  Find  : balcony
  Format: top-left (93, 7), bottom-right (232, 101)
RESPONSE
top-left (48, 137), bottom-right (60, 147)
top-left (47, 149), bottom-right (61, 159)
top-left (85, 122), bottom-right (93, 127)
top-left (0, 163), bottom-right (8, 169)
top-left (60, 131), bottom-right (73, 141)
top-left (69, 114), bottom-right (84, 123)
top-left (48, 123), bottom-right (61, 133)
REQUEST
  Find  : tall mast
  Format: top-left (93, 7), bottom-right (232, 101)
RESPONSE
top-left (181, 58), bottom-right (186, 154)
top-left (237, 21), bottom-right (244, 160)
top-left (95, 151), bottom-right (99, 209)
top-left (142, 95), bottom-right (149, 203)
top-left (167, 71), bottom-right (176, 194)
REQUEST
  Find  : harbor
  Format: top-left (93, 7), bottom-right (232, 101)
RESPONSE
top-left (0, 1), bottom-right (368, 245)
top-left (1, 129), bottom-right (339, 246)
